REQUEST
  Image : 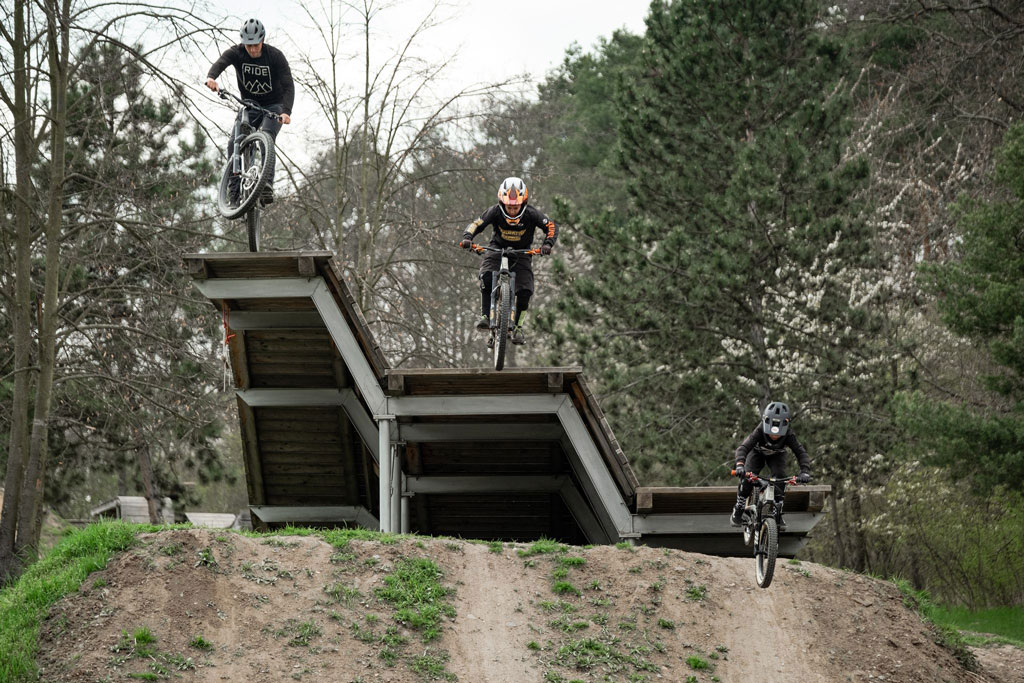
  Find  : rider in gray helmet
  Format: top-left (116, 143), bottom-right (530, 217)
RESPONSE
top-left (205, 18), bottom-right (294, 206)
top-left (730, 401), bottom-right (812, 530)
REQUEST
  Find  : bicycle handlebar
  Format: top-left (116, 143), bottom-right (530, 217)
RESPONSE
top-left (730, 470), bottom-right (799, 486)
top-left (463, 244), bottom-right (542, 256)
top-left (217, 89), bottom-right (283, 122)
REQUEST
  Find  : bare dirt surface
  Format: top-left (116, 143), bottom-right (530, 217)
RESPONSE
top-left (34, 529), bottom-right (1022, 682)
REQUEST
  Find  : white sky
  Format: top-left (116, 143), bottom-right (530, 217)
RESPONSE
top-left (198, 0), bottom-right (650, 150)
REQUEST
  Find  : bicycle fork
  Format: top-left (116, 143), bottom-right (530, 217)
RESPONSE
top-left (486, 256), bottom-right (517, 348)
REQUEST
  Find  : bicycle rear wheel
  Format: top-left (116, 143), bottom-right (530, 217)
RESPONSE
top-left (755, 517), bottom-right (778, 588)
top-left (493, 279), bottom-right (511, 370)
top-left (246, 205), bottom-right (260, 252)
top-left (217, 130), bottom-right (275, 220)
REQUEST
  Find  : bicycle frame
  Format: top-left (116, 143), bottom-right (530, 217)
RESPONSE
top-left (219, 90), bottom-right (280, 188)
top-left (469, 244), bottom-right (541, 334)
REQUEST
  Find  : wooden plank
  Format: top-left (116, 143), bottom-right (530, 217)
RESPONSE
top-left (259, 442), bottom-right (344, 455)
top-left (387, 373), bottom-right (405, 396)
top-left (298, 255), bottom-right (316, 278)
top-left (232, 297), bottom-right (318, 312)
top-left (182, 252), bottom-right (333, 280)
top-left (569, 380), bottom-right (636, 498)
top-left (247, 363), bottom-right (335, 376)
top-left (228, 329), bottom-right (250, 390)
top-left (636, 489), bottom-right (654, 514)
top-left (184, 257), bottom-right (209, 279)
top-left (246, 329), bottom-right (334, 342)
top-left (250, 375), bottom-right (340, 389)
top-left (237, 398), bottom-right (265, 506)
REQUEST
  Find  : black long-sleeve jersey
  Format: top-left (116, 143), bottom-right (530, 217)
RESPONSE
top-left (734, 425), bottom-right (811, 474)
top-left (464, 205), bottom-right (558, 250)
top-left (208, 44), bottom-right (295, 115)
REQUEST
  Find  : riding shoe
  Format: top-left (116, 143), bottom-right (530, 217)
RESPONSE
top-left (260, 186), bottom-right (274, 206)
top-left (476, 315), bottom-right (489, 330)
top-left (511, 325), bottom-right (526, 345)
top-left (730, 505), bottom-right (743, 527)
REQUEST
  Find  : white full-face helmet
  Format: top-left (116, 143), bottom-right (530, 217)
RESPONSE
top-left (497, 177), bottom-right (528, 224)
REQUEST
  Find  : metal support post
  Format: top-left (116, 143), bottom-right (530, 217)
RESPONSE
top-left (375, 414), bottom-right (395, 532)
top-left (391, 453), bottom-right (402, 536)
top-left (400, 476), bottom-right (410, 534)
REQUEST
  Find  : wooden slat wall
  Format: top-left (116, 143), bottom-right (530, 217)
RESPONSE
top-left (255, 406), bottom-right (372, 507)
top-left (417, 493), bottom-right (585, 544)
top-left (414, 442), bottom-right (566, 476)
top-left (245, 329), bottom-right (337, 388)
top-left (389, 369), bottom-right (576, 396)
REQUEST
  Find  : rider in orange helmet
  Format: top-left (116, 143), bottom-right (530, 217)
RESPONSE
top-left (459, 177), bottom-right (558, 345)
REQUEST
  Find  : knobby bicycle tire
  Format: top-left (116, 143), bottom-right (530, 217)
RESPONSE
top-left (246, 206), bottom-right (260, 252)
top-left (493, 278), bottom-right (511, 370)
top-left (755, 517), bottom-right (778, 588)
top-left (217, 130), bottom-right (275, 220)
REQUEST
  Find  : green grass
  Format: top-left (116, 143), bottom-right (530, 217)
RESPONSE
top-left (375, 557), bottom-right (456, 642)
top-left (927, 605), bottom-right (1024, 647)
top-left (517, 538), bottom-right (568, 557)
top-left (892, 579), bottom-right (980, 670)
top-left (0, 521), bottom-right (138, 682)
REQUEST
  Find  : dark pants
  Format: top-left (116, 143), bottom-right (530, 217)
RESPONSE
top-left (228, 103), bottom-right (283, 196)
top-left (479, 252), bottom-right (534, 323)
top-left (737, 449), bottom-right (788, 502)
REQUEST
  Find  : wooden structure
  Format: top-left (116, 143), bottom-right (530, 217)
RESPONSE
top-left (184, 252), bottom-right (830, 556)
top-left (90, 496), bottom-right (174, 524)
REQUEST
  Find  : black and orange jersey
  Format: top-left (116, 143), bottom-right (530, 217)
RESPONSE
top-left (463, 204), bottom-right (557, 250)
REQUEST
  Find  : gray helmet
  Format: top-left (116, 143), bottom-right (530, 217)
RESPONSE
top-left (762, 402), bottom-right (791, 437)
top-left (240, 18), bottom-right (265, 45)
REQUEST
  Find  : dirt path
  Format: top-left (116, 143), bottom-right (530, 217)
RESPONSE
top-left (33, 530), bottom-right (1020, 682)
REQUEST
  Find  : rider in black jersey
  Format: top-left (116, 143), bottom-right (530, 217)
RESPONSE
top-left (730, 401), bottom-right (812, 530)
top-left (459, 177), bottom-right (558, 345)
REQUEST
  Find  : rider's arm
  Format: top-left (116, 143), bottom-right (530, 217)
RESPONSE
top-left (534, 208), bottom-right (557, 249)
top-left (269, 46), bottom-right (295, 116)
top-left (206, 47), bottom-right (239, 84)
top-left (463, 206), bottom-right (497, 240)
top-left (734, 426), bottom-right (760, 466)
top-left (785, 432), bottom-right (811, 475)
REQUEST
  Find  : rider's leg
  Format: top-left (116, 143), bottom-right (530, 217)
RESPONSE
top-left (477, 270), bottom-right (493, 329)
top-left (766, 452), bottom-right (788, 530)
top-left (732, 451), bottom-right (764, 525)
top-left (511, 258), bottom-right (534, 344)
top-left (257, 105), bottom-right (284, 204)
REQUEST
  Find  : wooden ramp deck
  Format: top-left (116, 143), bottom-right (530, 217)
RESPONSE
top-left (184, 252), bottom-right (829, 556)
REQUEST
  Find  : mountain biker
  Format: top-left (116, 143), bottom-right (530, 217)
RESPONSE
top-left (459, 177), bottom-right (558, 345)
top-left (730, 401), bottom-right (812, 531)
top-left (205, 18), bottom-right (294, 207)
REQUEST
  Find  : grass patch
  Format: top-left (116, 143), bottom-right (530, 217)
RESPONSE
top-left (487, 541), bottom-right (504, 554)
top-left (554, 637), bottom-right (659, 675)
top-left (658, 618), bottom-right (675, 629)
top-left (517, 538), bottom-right (568, 557)
top-left (927, 605), bottom-right (1024, 646)
top-left (558, 556), bottom-right (586, 568)
top-left (686, 655), bottom-right (709, 670)
top-left (189, 635), bottom-right (213, 650)
top-left (552, 581), bottom-right (580, 596)
top-left (375, 557), bottom-right (455, 642)
top-left (893, 579), bottom-right (979, 671)
top-left (685, 584), bottom-right (708, 601)
top-left (410, 649), bottom-right (457, 681)
top-left (272, 619), bottom-right (322, 647)
top-left (324, 581), bottom-right (363, 606)
top-left (0, 521), bottom-right (138, 682)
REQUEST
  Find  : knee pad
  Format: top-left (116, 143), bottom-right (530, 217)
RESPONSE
top-left (516, 289), bottom-right (532, 311)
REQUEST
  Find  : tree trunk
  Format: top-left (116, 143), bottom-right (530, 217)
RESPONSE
top-left (137, 448), bottom-right (161, 524)
top-left (15, 0), bottom-right (70, 561)
top-left (0, 0), bottom-right (35, 586)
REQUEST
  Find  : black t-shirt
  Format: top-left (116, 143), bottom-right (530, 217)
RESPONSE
top-left (463, 204), bottom-right (558, 249)
top-left (208, 44), bottom-right (295, 115)
top-left (734, 425), bottom-right (811, 474)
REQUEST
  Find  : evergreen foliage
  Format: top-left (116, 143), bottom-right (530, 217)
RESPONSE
top-left (540, 0), bottom-right (883, 483)
top-left (898, 122), bottom-right (1024, 490)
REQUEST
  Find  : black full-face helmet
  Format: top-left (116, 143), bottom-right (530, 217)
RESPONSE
top-left (240, 18), bottom-right (266, 45)
top-left (762, 401), bottom-right (791, 437)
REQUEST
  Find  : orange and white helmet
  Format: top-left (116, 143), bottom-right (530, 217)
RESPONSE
top-left (497, 177), bottom-right (528, 223)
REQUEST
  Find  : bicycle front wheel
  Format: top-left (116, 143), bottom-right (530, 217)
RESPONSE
top-left (217, 130), bottom-right (275, 220)
top-left (493, 278), bottom-right (511, 371)
top-left (755, 517), bottom-right (778, 588)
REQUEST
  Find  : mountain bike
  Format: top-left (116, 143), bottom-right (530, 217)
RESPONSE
top-left (468, 244), bottom-right (541, 371)
top-left (732, 470), bottom-right (798, 588)
top-left (215, 90), bottom-right (279, 251)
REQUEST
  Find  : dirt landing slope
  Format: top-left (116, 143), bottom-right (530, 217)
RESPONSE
top-left (35, 529), bottom-right (1011, 682)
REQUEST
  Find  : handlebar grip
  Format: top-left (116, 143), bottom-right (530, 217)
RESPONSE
top-left (730, 469), bottom-right (737, 476)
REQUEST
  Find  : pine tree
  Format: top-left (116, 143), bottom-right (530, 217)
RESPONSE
top-left (541, 0), bottom-right (885, 485)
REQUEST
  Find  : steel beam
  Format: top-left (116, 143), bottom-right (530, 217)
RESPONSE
top-left (557, 403), bottom-right (634, 538)
top-left (377, 415), bottom-right (394, 533)
top-left (193, 277), bottom-right (319, 299)
top-left (405, 475), bottom-right (568, 494)
top-left (390, 394), bottom-right (566, 416)
top-left (398, 422), bottom-right (563, 442)
top-left (249, 505), bottom-right (379, 529)
top-left (631, 512), bottom-right (823, 535)
top-left (559, 482), bottom-right (612, 544)
top-left (310, 281), bottom-right (386, 414)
